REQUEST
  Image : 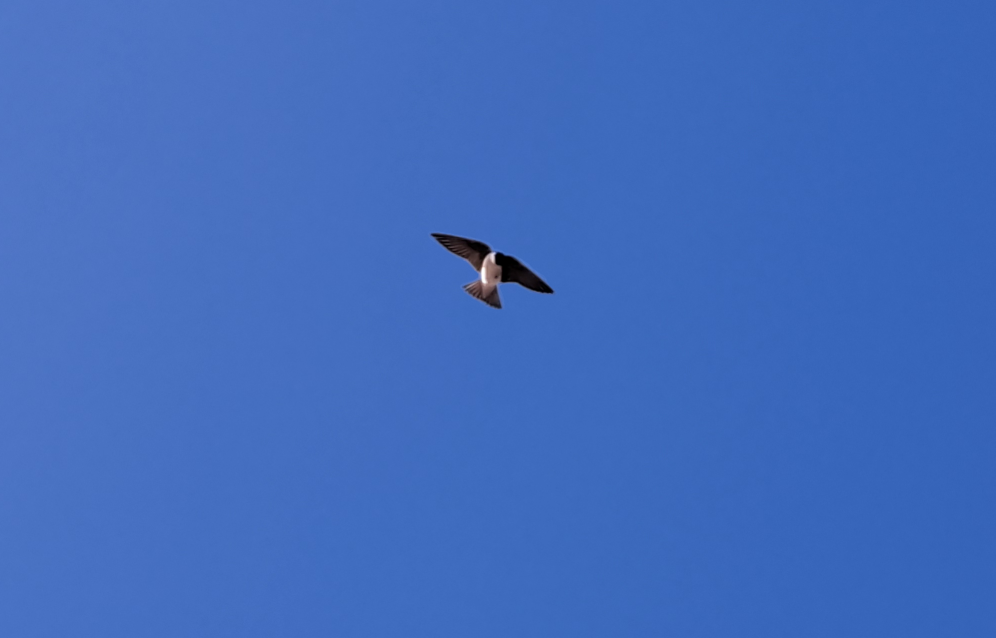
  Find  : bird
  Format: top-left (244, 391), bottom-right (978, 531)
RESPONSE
top-left (431, 233), bottom-right (554, 309)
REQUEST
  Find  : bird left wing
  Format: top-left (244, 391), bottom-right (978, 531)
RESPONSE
top-left (431, 233), bottom-right (491, 271)
top-left (500, 255), bottom-right (554, 293)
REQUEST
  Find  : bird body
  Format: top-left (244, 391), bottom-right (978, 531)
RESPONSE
top-left (431, 234), bottom-right (553, 309)
top-left (481, 252), bottom-right (501, 286)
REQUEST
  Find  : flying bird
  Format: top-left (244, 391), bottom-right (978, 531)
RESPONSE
top-left (431, 233), bottom-right (554, 309)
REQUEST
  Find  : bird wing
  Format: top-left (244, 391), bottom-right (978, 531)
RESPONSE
top-left (431, 233), bottom-right (492, 271)
top-left (500, 255), bottom-right (554, 293)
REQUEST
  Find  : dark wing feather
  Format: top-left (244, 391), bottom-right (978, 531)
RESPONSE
top-left (500, 255), bottom-right (554, 293)
top-left (431, 233), bottom-right (491, 270)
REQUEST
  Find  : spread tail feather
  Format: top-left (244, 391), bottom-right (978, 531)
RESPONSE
top-left (463, 280), bottom-right (501, 309)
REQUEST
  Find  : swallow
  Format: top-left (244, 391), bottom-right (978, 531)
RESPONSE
top-left (431, 233), bottom-right (554, 309)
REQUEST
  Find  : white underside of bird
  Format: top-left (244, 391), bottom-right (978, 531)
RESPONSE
top-left (462, 252), bottom-right (503, 308)
top-left (481, 252), bottom-right (502, 286)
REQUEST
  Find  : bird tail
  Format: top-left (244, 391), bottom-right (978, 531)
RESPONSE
top-left (463, 280), bottom-right (502, 309)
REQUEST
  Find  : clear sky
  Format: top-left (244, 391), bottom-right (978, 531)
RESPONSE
top-left (2, 1), bottom-right (994, 636)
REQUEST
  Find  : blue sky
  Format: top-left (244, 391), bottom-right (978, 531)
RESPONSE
top-left (1, 1), bottom-right (994, 635)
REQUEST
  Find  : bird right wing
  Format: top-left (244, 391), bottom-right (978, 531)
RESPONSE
top-left (500, 255), bottom-right (554, 293)
top-left (431, 233), bottom-right (492, 271)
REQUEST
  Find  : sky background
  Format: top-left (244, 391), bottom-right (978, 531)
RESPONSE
top-left (1, 1), bottom-right (994, 636)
